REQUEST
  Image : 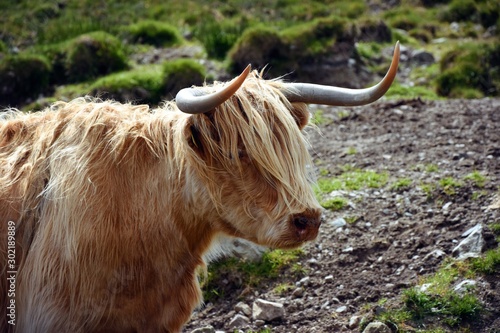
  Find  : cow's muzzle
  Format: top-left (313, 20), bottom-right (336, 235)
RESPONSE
top-left (289, 209), bottom-right (323, 242)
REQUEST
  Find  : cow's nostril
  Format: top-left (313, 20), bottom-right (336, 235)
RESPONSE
top-left (294, 216), bottom-right (309, 230)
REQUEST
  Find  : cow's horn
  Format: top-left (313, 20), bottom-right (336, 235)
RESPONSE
top-left (284, 41), bottom-right (400, 106)
top-left (176, 64), bottom-right (251, 114)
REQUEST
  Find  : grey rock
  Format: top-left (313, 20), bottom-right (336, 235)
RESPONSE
top-left (330, 217), bottom-right (347, 228)
top-left (234, 302), bottom-right (252, 316)
top-left (336, 305), bottom-right (347, 313)
top-left (424, 249), bottom-right (446, 261)
top-left (454, 280), bottom-right (477, 295)
top-left (252, 299), bottom-right (286, 321)
top-left (324, 275), bottom-right (334, 283)
top-left (292, 287), bottom-right (304, 298)
top-left (254, 320), bottom-right (265, 327)
top-left (219, 237), bottom-right (267, 261)
top-left (362, 321), bottom-right (392, 333)
top-left (452, 224), bottom-right (484, 260)
top-left (411, 50), bottom-right (435, 65)
top-left (348, 315), bottom-right (362, 329)
top-left (191, 326), bottom-right (215, 333)
top-left (297, 276), bottom-right (311, 287)
top-left (228, 314), bottom-right (250, 329)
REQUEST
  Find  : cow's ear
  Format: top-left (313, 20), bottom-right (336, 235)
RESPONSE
top-left (184, 116), bottom-right (206, 158)
top-left (290, 103), bottom-right (310, 130)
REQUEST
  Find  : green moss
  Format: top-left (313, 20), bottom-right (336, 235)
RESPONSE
top-left (439, 177), bottom-right (463, 195)
top-left (229, 15), bottom-right (353, 76)
top-left (162, 59), bottom-right (206, 98)
top-left (320, 197), bottom-right (348, 211)
top-left (228, 25), bottom-right (286, 73)
top-left (202, 249), bottom-right (304, 302)
top-left (463, 171), bottom-right (487, 188)
top-left (0, 53), bottom-right (52, 106)
top-left (193, 17), bottom-right (250, 60)
top-left (471, 247), bottom-right (500, 274)
top-left (391, 178), bottom-right (413, 191)
top-left (315, 168), bottom-right (388, 195)
top-left (0, 40), bottom-right (7, 53)
top-left (385, 82), bottom-right (440, 100)
top-left (437, 42), bottom-right (500, 98)
top-left (89, 65), bottom-right (164, 104)
top-left (65, 31), bottom-right (128, 83)
top-left (125, 20), bottom-right (184, 47)
top-left (441, 0), bottom-right (478, 22)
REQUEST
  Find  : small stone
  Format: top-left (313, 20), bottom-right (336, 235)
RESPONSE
top-left (454, 280), bottom-right (477, 295)
top-left (362, 321), bottom-right (392, 333)
top-left (191, 326), bottom-right (215, 333)
top-left (324, 275), bottom-right (334, 283)
top-left (452, 224), bottom-right (484, 260)
top-left (254, 320), bottom-right (265, 327)
top-left (297, 276), bottom-right (311, 287)
top-left (331, 217), bottom-right (347, 228)
top-left (442, 202), bottom-right (452, 211)
top-left (292, 287), bottom-right (304, 298)
top-left (252, 299), bottom-right (285, 321)
top-left (228, 314), bottom-right (250, 329)
top-left (234, 302), bottom-right (252, 316)
top-left (348, 315), bottom-right (362, 329)
top-left (462, 224), bottom-right (482, 237)
top-left (336, 305), bottom-right (347, 313)
top-left (411, 50), bottom-right (435, 65)
top-left (424, 249), bottom-right (446, 261)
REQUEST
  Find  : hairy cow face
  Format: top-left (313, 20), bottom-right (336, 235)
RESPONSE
top-left (184, 73), bottom-right (323, 249)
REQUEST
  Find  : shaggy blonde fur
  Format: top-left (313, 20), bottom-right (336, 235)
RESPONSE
top-left (0, 70), bottom-right (322, 332)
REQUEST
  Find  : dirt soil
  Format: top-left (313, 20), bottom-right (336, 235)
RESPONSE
top-left (185, 98), bottom-right (500, 333)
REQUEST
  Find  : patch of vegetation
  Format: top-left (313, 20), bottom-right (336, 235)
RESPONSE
top-left (436, 42), bottom-right (500, 98)
top-left (0, 53), bottom-right (52, 106)
top-left (124, 20), bottom-right (184, 47)
top-left (64, 31), bottom-right (129, 83)
top-left (89, 65), bottom-right (164, 104)
top-left (385, 82), bottom-right (440, 100)
top-left (346, 147), bottom-right (357, 155)
top-left (229, 15), bottom-right (353, 76)
top-left (310, 109), bottom-right (331, 126)
top-left (316, 168), bottom-right (388, 194)
top-left (161, 59), bottom-right (206, 98)
top-left (365, 261), bottom-right (482, 331)
top-left (193, 17), bottom-right (250, 60)
top-left (439, 177), bottom-right (463, 196)
top-left (441, 0), bottom-right (500, 29)
top-left (273, 282), bottom-right (294, 295)
top-left (391, 178), bottom-right (413, 191)
top-left (202, 249), bottom-right (304, 302)
top-left (463, 171), bottom-right (487, 188)
top-left (403, 287), bottom-right (481, 327)
top-left (320, 197), bottom-right (348, 211)
top-left (471, 247), bottom-right (500, 274)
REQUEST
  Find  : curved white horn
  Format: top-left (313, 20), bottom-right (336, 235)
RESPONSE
top-left (175, 65), bottom-right (251, 114)
top-left (285, 42), bottom-right (400, 106)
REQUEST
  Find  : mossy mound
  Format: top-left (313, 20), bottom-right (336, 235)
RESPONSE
top-left (161, 59), bottom-right (206, 99)
top-left (0, 54), bottom-right (52, 106)
top-left (89, 59), bottom-right (206, 104)
top-left (436, 42), bottom-right (499, 98)
top-left (125, 20), bottom-right (184, 47)
top-left (89, 65), bottom-right (164, 104)
top-left (64, 31), bottom-right (128, 83)
top-left (228, 16), bottom-right (357, 84)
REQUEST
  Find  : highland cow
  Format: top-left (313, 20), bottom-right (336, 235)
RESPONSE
top-left (0, 43), bottom-right (399, 332)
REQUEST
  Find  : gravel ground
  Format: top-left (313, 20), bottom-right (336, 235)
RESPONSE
top-left (185, 98), bottom-right (500, 332)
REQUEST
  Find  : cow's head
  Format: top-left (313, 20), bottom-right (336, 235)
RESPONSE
top-left (176, 42), bottom-right (400, 249)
